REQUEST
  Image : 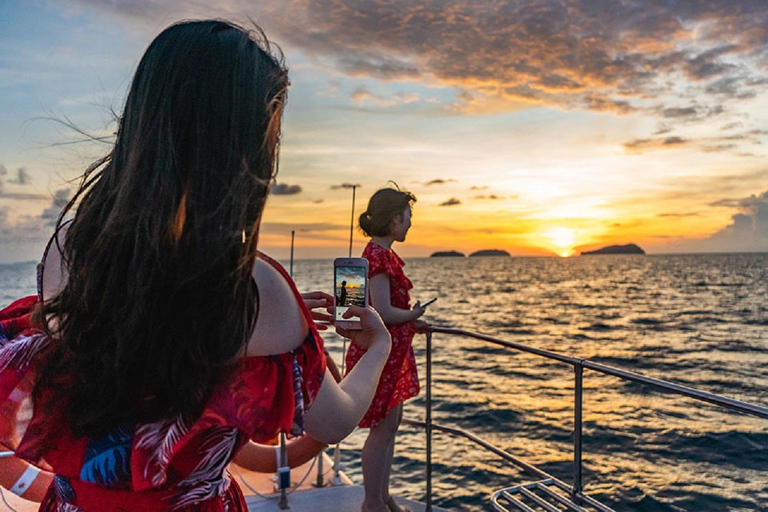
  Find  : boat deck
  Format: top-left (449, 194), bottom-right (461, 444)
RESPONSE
top-left (246, 485), bottom-right (444, 512)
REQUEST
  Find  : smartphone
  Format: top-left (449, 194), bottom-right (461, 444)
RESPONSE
top-left (422, 297), bottom-right (438, 308)
top-left (334, 257), bottom-right (369, 330)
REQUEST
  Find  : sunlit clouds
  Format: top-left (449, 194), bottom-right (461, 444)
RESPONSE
top-left (0, 1), bottom-right (767, 262)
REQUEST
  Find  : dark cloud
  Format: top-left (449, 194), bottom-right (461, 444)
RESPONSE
top-left (68, 0), bottom-right (768, 123)
top-left (41, 189), bottom-right (72, 226)
top-left (331, 183), bottom-right (361, 190)
top-left (720, 122), bottom-right (743, 131)
top-left (425, 179), bottom-right (456, 186)
top-left (439, 197), bottom-right (461, 206)
top-left (0, 164), bottom-right (44, 199)
top-left (683, 45), bottom-right (738, 80)
top-left (470, 186), bottom-right (488, 190)
top-left (657, 212), bottom-right (701, 218)
top-left (705, 76), bottom-right (768, 99)
top-left (0, 189), bottom-right (73, 261)
top-left (721, 129), bottom-right (768, 142)
top-left (709, 198), bottom-right (741, 208)
top-left (271, 183), bottom-right (302, 195)
top-left (8, 168), bottom-right (32, 185)
top-left (624, 128), bottom-right (766, 153)
top-left (624, 136), bottom-right (691, 152)
top-left (0, 192), bottom-right (49, 200)
top-left (700, 144), bottom-right (737, 153)
top-left (474, 194), bottom-right (504, 200)
top-left (662, 107), bottom-right (699, 119)
top-left (338, 56), bottom-right (421, 80)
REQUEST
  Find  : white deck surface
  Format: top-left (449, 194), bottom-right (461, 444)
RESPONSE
top-left (246, 485), bottom-right (450, 512)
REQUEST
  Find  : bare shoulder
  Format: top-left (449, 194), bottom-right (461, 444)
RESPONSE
top-left (41, 222), bottom-right (71, 302)
top-left (244, 256), bottom-right (309, 357)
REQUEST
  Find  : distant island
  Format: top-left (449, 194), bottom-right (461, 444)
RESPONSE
top-left (430, 250), bottom-right (465, 258)
top-left (581, 244), bottom-right (646, 255)
top-left (469, 249), bottom-right (511, 257)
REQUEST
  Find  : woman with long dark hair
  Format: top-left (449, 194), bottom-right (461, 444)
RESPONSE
top-left (0, 20), bottom-right (390, 510)
top-left (346, 187), bottom-right (428, 512)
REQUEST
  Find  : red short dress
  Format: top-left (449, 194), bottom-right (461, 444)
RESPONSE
top-left (0, 251), bottom-right (326, 511)
top-left (345, 242), bottom-right (420, 428)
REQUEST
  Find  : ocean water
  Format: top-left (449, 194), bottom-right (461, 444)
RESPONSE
top-left (1, 254), bottom-right (767, 511)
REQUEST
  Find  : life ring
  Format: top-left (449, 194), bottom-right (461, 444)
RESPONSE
top-left (233, 350), bottom-right (342, 473)
top-left (233, 436), bottom-right (327, 473)
top-left (0, 453), bottom-right (54, 503)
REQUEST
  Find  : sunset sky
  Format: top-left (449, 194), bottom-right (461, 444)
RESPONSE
top-left (1, 0), bottom-right (767, 263)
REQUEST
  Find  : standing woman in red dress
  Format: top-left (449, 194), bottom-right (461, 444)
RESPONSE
top-left (346, 187), bottom-right (428, 512)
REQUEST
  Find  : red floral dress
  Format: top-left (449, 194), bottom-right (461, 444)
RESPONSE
top-left (0, 251), bottom-right (325, 511)
top-left (345, 242), bottom-right (420, 428)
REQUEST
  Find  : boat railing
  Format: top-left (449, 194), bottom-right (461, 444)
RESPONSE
top-left (402, 327), bottom-right (768, 511)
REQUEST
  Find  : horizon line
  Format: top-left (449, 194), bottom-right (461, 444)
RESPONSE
top-left (3, 250), bottom-right (768, 267)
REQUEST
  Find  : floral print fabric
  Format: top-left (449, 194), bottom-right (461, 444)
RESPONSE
top-left (0, 252), bottom-right (326, 511)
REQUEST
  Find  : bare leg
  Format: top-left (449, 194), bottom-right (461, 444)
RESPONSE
top-left (361, 405), bottom-right (402, 512)
top-left (381, 405), bottom-right (411, 512)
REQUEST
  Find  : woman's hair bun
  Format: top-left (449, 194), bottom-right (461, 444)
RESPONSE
top-left (359, 210), bottom-right (372, 234)
top-left (358, 187), bottom-right (416, 238)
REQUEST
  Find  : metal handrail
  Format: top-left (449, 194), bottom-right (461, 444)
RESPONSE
top-left (429, 327), bottom-right (768, 420)
top-left (414, 327), bottom-right (768, 511)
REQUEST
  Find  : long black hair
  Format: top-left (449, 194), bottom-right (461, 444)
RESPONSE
top-left (40, 20), bottom-right (289, 436)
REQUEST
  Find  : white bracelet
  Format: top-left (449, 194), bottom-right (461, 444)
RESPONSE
top-left (10, 464), bottom-right (40, 496)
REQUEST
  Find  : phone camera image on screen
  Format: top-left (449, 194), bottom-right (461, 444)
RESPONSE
top-left (335, 266), bottom-right (367, 322)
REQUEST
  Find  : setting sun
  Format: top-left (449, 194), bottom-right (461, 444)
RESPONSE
top-left (545, 227), bottom-right (577, 249)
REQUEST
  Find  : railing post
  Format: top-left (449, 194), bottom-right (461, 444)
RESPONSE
top-left (573, 363), bottom-right (583, 501)
top-left (426, 330), bottom-right (433, 512)
top-left (313, 450), bottom-right (325, 487)
top-left (278, 432), bottom-right (290, 509)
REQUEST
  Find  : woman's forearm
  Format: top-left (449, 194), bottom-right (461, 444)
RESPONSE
top-left (304, 340), bottom-right (390, 444)
top-left (378, 306), bottom-right (418, 325)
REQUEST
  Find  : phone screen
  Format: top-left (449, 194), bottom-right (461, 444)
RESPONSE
top-left (335, 265), bottom-right (367, 322)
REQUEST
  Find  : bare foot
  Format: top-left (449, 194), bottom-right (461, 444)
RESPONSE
top-left (386, 496), bottom-right (412, 512)
top-left (362, 499), bottom-right (390, 512)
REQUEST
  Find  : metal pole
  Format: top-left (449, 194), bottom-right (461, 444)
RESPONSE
top-left (573, 364), bottom-right (583, 500)
top-left (314, 451), bottom-right (325, 487)
top-left (426, 331), bottom-right (433, 511)
top-left (279, 432), bottom-right (289, 509)
top-left (290, 230), bottom-right (295, 277)
top-left (348, 185), bottom-right (356, 257)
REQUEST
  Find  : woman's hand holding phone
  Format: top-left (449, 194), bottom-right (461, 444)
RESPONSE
top-left (335, 305), bottom-right (391, 354)
top-left (411, 301), bottom-right (426, 319)
top-left (301, 291), bottom-right (334, 330)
